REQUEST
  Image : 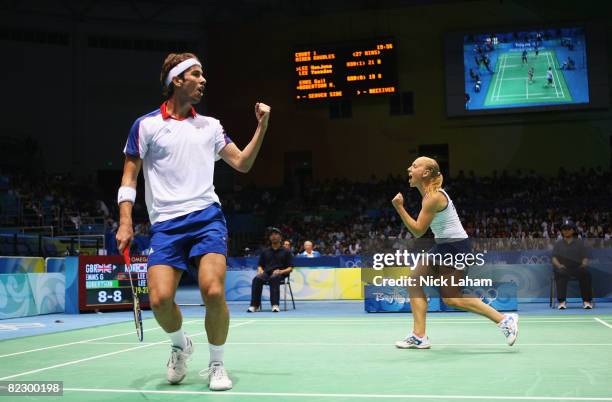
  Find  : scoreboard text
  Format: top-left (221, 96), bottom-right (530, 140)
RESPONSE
top-left (294, 38), bottom-right (397, 101)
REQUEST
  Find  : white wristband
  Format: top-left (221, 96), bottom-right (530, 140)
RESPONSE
top-left (117, 186), bottom-right (136, 204)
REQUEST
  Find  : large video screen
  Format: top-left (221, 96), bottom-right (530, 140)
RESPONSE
top-left (445, 23), bottom-right (609, 116)
top-left (465, 28), bottom-right (588, 110)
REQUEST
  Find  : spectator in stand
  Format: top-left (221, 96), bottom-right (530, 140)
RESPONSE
top-left (469, 68), bottom-right (477, 81)
top-left (348, 239), bottom-right (361, 255)
top-left (560, 57), bottom-right (575, 70)
top-left (300, 240), bottom-right (321, 258)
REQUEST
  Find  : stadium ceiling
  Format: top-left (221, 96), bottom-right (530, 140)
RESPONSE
top-left (0, 0), bottom-right (475, 26)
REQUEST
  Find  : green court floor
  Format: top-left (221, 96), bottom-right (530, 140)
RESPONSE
top-left (484, 50), bottom-right (572, 107)
top-left (1, 315), bottom-right (612, 401)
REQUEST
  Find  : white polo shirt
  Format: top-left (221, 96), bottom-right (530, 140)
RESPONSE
top-left (124, 102), bottom-right (232, 224)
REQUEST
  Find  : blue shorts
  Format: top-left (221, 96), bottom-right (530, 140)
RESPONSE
top-left (147, 203), bottom-right (228, 271)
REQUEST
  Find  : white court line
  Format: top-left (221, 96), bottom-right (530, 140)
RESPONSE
top-left (85, 341), bottom-right (612, 347)
top-left (0, 323), bottom-right (45, 331)
top-left (219, 320), bottom-right (597, 324)
top-left (226, 316), bottom-right (604, 324)
top-left (546, 52), bottom-right (560, 98)
top-left (551, 53), bottom-right (566, 98)
top-left (595, 318), bottom-right (612, 329)
top-left (496, 55), bottom-right (508, 101)
top-left (498, 93), bottom-right (556, 96)
top-left (490, 55), bottom-right (502, 101)
top-left (490, 55), bottom-right (501, 101)
top-left (502, 51), bottom-right (552, 58)
top-left (61, 387), bottom-right (612, 401)
top-left (496, 96), bottom-right (564, 100)
top-left (548, 52), bottom-right (561, 98)
top-left (0, 317), bottom-right (600, 359)
top-left (0, 321), bottom-right (254, 380)
top-left (496, 95), bottom-right (562, 99)
top-left (0, 319), bottom-right (201, 359)
top-left (526, 77), bottom-right (529, 99)
top-left (504, 76), bottom-right (547, 81)
top-left (0, 335), bottom-right (199, 381)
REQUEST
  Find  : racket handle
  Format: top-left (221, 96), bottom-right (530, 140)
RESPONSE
top-left (123, 247), bottom-right (130, 265)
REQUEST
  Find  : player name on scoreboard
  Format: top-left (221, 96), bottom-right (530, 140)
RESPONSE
top-left (294, 39), bottom-right (398, 100)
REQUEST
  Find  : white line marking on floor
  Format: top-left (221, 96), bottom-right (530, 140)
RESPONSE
top-left (546, 52), bottom-right (560, 98)
top-left (594, 318), bottom-right (612, 329)
top-left (225, 318), bottom-right (604, 322)
top-left (220, 319), bottom-right (600, 324)
top-left (0, 323), bottom-right (45, 331)
top-left (61, 387), bottom-right (612, 400)
top-left (503, 76), bottom-right (548, 80)
top-left (84, 341), bottom-right (612, 347)
top-left (0, 321), bottom-right (254, 380)
top-left (551, 53), bottom-right (566, 98)
top-left (0, 319), bottom-right (200, 359)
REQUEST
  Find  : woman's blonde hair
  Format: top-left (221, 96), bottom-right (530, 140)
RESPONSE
top-left (420, 157), bottom-right (443, 196)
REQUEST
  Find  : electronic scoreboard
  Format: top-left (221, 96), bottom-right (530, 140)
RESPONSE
top-left (77, 255), bottom-right (149, 312)
top-left (294, 38), bottom-right (398, 101)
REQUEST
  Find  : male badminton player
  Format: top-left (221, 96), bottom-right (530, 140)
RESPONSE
top-left (391, 156), bottom-right (518, 349)
top-left (116, 52), bottom-right (270, 390)
top-left (546, 66), bottom-right (554, 88)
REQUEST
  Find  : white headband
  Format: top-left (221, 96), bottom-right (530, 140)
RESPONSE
top-left (164, 58), bottom-right (201, 86)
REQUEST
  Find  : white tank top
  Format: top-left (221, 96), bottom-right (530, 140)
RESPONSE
top-left (429, 189), bottom-right (468, 243)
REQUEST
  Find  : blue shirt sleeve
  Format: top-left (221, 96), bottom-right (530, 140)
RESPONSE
top-left (124, 118), bottom-right (142, 158)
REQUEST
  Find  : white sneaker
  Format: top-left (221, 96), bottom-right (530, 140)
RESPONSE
top-left (498, 313), bottom-right (519, 346)
top-left (395, 333), bottom-right (431, 349)
top-left (271, 305), bottom-right (280, 313)
top-left (247, 306), bottom-right (260, 313)
top-left (202, 362), bottom-right (233, 391)
top-left (167, 336), bottom-right (194, 384)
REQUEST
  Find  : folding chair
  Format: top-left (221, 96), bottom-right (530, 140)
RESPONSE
top-left (263, 273), bottom-right (296, 311)
top-left (282, 273), bottom-right (296, 311)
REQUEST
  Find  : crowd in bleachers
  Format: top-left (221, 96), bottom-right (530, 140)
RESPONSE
top-left (1, 167), bottom-right (611, 256)
top-left (233, 167), bottom-right (612, 255)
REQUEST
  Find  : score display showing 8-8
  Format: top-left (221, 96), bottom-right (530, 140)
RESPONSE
top-left (86, 288), bottom-right (127, 305)
top-left (98, 289), bottom-right (123, 303)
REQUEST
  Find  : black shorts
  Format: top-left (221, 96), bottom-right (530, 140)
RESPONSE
top-left (427, 238), bottom-right (472, 269)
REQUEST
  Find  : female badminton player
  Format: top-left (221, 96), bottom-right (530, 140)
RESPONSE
top-left (391, 156), bottom-right (518, 349)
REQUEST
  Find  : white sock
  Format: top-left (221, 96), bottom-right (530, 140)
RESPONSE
top-left (209, 344), bottom-right (224, 365)
top-left (168, 329), bottom-right (187, 349)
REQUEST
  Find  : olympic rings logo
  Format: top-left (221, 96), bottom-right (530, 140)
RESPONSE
top-left (468, 287), bottom-right (498, 304)
top-left (519, 255), bottom-right (551, 265)
top-left (343, 259), bottom-right (362, 268)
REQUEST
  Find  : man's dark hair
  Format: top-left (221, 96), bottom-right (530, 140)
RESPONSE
top-left (160, 52), bottom-right (199, 99)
